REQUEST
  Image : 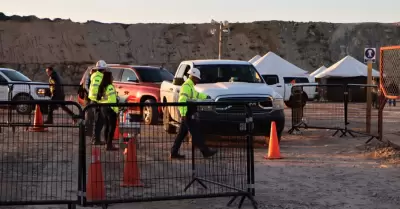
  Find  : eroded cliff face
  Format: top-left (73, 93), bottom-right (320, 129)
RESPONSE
top-left (0, 13), bottom-right (400, 83)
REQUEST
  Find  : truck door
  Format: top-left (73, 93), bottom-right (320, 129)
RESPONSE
top-left (262, 74), bottom-right (286, 98)
top-left (0, 74), bottom-right (9, 101)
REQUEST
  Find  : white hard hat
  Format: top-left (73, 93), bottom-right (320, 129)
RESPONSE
top-left (187, 68), bottom-right (201, 79)
top-left (94, 60), bottom-right (107, 70)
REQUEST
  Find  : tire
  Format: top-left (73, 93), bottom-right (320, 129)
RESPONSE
top-left (163, 106), bottom-right (177, 134)
top-left (13, 94), bottom-right (34, 115)
top-left (142, 98), bottom-right (158, 125)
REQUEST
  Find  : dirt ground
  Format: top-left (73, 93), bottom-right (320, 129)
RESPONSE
top-left (1, 104), bottom-right (400, 209)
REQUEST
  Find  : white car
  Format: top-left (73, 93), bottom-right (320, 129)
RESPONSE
top-left (160, 59), bottom-right (285, 140)
top-left (0, 68), bottom-right (50, 114)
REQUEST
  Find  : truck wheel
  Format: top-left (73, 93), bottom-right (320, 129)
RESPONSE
top-left (13, 94), bottom-right (33, 115)
top-left (143, 99), bottom-right (158, 125)
top-left (163, 106), bottom-right (176, 134)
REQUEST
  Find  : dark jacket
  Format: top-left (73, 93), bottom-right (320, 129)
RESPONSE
top-left (49, 71), bottom-right (65, 99)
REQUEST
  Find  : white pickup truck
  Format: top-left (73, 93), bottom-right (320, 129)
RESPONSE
top-left (0, 68), bottom-right (50, 114)
top-left (261, 74), bottom-right (318, 107)
top-left (160, 60), bottom-right (286, 140)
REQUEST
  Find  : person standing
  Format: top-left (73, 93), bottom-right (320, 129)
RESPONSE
top-left (97, 71), bottom-right (119, 151)
top-left (88, 60), bottom-right (107, 145)
top-left (44, 67), bottom-right (77, 124)
top-left (170, 68), bottom-right (217, 159)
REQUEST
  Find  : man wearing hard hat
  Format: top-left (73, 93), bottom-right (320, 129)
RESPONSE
top-left (88, 60), bottom-right (107, 145)
top-left (170, 68), bottom-right (218, 159)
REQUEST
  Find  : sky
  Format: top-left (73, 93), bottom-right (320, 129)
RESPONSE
top-left (2, 0), bottom-right (400, 24)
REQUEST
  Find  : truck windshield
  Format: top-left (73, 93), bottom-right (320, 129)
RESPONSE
top-left (0, 70), bottom-right (31, 82)
top-left (194, 64), bottom-right (264, 84)
top-left (135, 67), bottom-right (174, 83)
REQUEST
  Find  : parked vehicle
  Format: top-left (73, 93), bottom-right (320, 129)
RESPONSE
top-left (261, 74), bottom-right (318, 107)
top-left (0, 68), bottom-right (50, 114)
top-left (160, 59), bottom-right (285, 141)
top-left (78, 64), bottom-right (174, 125)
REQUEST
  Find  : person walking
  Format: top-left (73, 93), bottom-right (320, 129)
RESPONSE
top-left (44, 67), bottom-right (78, 124)
top-left (97, 71), bottom-right (119, 151)
top-left (170, 68), bottom-right (217, 159)
top-left (88, 60), bottom-right (107, 145)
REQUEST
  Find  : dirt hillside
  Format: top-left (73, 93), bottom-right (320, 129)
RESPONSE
top-left (1, 13), bottom-right (400, 83)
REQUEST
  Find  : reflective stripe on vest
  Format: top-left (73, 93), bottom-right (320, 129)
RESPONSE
top-left (88, 72), bottom-right (103, 101)
top-left (99, 85), bottom-right (119, 113)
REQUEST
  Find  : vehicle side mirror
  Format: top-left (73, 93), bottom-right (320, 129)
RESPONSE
top-left (127, 77), bottom-right (138, 82)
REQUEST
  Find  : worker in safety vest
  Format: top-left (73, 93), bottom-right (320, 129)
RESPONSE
top-left (88, 60), bottom-right (107, 145)
top-left (170, 68), bottom-right (217, 159)
top-left (97, 71), bottom-right (119, 151)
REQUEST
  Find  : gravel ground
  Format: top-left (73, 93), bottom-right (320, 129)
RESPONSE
top-left (1, 104), bottom-right (400, 209)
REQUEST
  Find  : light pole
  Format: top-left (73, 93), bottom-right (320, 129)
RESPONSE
top-left (211, 19), bottom-right (230, 59)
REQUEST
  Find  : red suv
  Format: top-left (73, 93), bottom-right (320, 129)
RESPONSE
top-left (78, 64), bottom-right (174, 125)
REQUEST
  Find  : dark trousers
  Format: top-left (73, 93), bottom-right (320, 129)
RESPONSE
top-left (171, 117), bottom-right (208, 154)
top-left (92, 101), bottom-right (104, 141)
top-left (47, 95), bottom-right (75, 122)
top-left (101, 107), bottom-right (117, 147)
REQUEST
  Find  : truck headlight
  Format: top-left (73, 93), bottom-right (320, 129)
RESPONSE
top-left (272, 98), bottom-right (284, 110)
top-left (36, 88), bottom-right (47, 97)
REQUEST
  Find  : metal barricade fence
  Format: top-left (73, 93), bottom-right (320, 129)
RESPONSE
top-left (0, 100), bottom-right (258, 209)
top-left (288, 84), bottom-right (346, 135)
top-left (0, 100), bottom-right (82, 208)
top-left (0, 83), bottom-right (81, 132)
top-left (346, 84), bottom-right (379, 139)
top-left (288, 83), bottom-right (380, 141)
top-left (80, 102), bottom-right (257, 209)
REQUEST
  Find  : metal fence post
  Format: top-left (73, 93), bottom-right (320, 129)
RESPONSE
top-left (78, 110), bottom-right (87, 206)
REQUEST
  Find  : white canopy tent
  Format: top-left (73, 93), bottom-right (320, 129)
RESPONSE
top-left (253, 52), bottom-right (308, 76)
top-left (248, 55), bottom-right (261, 64)
top-left (310, 66), bottom-right (327, 77)
top-left (315, 55), bottom-right (380, 78)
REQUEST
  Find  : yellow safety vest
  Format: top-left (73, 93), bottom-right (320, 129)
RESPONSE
top-left (99, 84), bottom-right (119, 113)
top-left (88, 71), bottom-right (104, 101)
top-left (178, 78), bottom-right (208, 116)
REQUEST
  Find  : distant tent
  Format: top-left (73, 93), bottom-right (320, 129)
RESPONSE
top-left (249, 55), bottom-right (261, 64)
top-left (314, 56), bottom-right (379, 78)
top-left (253, 52), bottom-right (308, 76)
top-left (310, 66), bottom-right (327, 77)
top-left (314, 55), bottom-right (380, 102)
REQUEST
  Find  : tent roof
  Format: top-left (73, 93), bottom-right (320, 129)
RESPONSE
top-left (253, 52), bottom-right (308, 76)
top-left (315, 55), bottom-right (380, 78)
top-left (248, 55), bottom-right (261, 64)
top-left (310, 66), bottom-right (327, 77)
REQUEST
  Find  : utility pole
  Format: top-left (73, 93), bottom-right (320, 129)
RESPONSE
top-left (211, 19), bottom-right (230, 59)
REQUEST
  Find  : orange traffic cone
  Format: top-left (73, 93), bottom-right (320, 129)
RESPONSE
top-left (30, 105), bottom-right (48, 132)
top-left (86, 147), bottom-right (105, 201)
top-left (121, 138), bottom-right (143, 187)
top-left (264, 121), bottom-right (282, 159)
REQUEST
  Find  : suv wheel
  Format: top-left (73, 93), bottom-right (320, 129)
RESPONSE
top-left (13, 94), bottom-right (33, 115)
top-left (143, 99), bottom-right (159, 125)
